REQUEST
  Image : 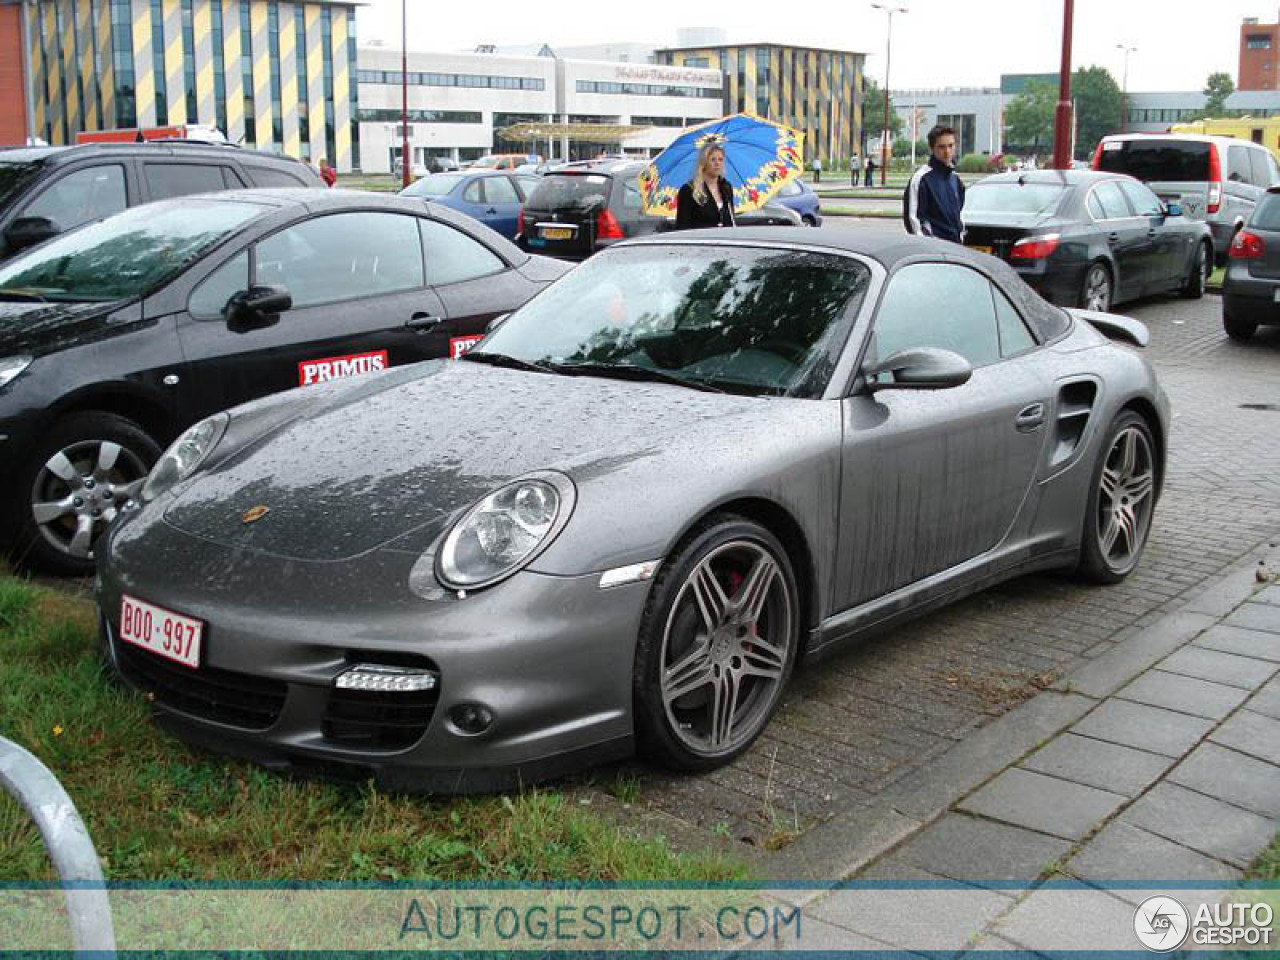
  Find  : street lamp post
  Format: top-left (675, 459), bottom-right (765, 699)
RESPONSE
top-left (1116, 43), bottom-right (1137, 134)
top-left (1051, 0), bottom-right (1075, 169)
top-left (871, 3), bottom-right (907, 186)
top-left (400, 0), bottom-right (410, 189)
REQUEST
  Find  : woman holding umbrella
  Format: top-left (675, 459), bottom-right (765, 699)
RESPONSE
top-left (675, 144), bottom-right (736, 229)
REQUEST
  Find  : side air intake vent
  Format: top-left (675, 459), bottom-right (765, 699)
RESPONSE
top-left (1050, 380), bottom-right (1098, 468)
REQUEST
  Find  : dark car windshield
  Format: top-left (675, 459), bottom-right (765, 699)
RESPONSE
top-left (1250, 192), bottom-right (1280, 231)
top-left (0, 159), bottom-right (44, 208)
top-left (400, 173), bottom-right (466, 198)
top-left (480, 243), bottom-right (871, 397)
top-left (965, 182), bottom-right (1067, 217)
top-left (1096, 139), bottom-right (1211, 181)
top-left (525, 173), bottom-right (612, 212)
top-left (0, 198), bottom-right (264, 301)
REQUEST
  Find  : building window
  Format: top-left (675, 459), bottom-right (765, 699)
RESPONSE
top-left (630, 115), bottom-right (685, 127)
top-left (241, 0), bottom-right (254, 143)
top-left (684, 56), bottom-right (709, 68)
top-left (348, 9), bottom-right (359, 170)
top-left (111, 0), bottom-right (136, 127)
top-left (357, 108), bottom-right (482, 123)
top-left (756, 48), bottom-right (770, 118)
top-left (322, 6), bottom-right (335, 163)
top-left (183, 0), bottom-right (196, 122)
top-left (296, 10), bottom-right (308, 149)
top-left (212, 0), bottom-right (226, 134)
top-left (268, 1), bottom-right (282, 145)
top-left (151, 0), bottom-right (166, 124)
top-left (1246, 34), bottom-right (1272, 49)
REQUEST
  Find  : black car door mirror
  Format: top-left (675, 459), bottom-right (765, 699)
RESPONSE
top-left (486, 312), bottom-right (510, 333)
top-left (863, 347), bottom-right (973, 391)
top-left (4, 216), bottom-right (60, 253)
top-left (225, 284), bottom-right (291, 333)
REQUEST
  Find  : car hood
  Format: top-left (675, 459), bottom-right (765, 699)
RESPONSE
top-left (162, 360), bottom-right (764, 562)
top-left (0, 298), bottom-right (127, 357)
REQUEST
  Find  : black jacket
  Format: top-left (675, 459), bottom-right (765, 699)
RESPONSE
top-left (675, 177), bottom-right (736, 229)
top-left (903, 155), bottom-right (966, 243)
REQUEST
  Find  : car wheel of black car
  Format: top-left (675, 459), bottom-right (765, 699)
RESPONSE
top-left (1080, 263), bottom-right (1113, 312)
top-left (1223, 310), bottom-right (1257, 341)
top-left (1180, 241), bottom-right (1211, 299)
top-left (12, 412), bottom-right (160, 576)
top-left (801, 215), bottom-right (817, 227)
top-left (1079, 411), bottom-right (1157, 584)
top-left (633, 514), bottom-right (800, 771)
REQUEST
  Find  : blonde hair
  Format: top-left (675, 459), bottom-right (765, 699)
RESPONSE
top-left (690, 144), bottom-right (725, 205)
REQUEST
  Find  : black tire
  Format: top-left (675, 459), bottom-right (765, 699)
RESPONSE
top-left (801, 214), bottom-right (817, 227)
top-left (1180, 241), bottom-right (1210, 299)
top-left (1079, 263), bottom-right (1113, 312)
top-left (1078, 410), bottom-right (1157, 585)
top-left (8, 412), bottom-right (161, 576)
top-left (633, 514), bottom-right (800, 772)
top-left (1223, 310), bottom-right (1257, 341)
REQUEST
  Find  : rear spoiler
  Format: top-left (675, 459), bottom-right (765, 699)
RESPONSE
top-left (1066, 308), bottom-right (1150, 348)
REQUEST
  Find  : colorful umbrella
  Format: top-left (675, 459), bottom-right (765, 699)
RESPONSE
top-left (638, 113), bottom-right (805, 217)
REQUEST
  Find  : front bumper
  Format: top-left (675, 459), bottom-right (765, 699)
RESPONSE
top-left (96, 507), bottom-right (646, 792)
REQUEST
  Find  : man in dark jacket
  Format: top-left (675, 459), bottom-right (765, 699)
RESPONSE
top-left (903, 125), bottom-right (965, 243)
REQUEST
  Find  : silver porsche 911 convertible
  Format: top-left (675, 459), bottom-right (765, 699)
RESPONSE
top-left (96, 228), bottom-right (1169, 792)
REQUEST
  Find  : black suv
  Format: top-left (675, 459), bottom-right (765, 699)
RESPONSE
top-left (516, 160), bottom-right (800, 260)
top-left (0, 142), bottom-right (323, 263)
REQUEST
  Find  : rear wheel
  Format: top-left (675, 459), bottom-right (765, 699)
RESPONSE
top-left (1080, 263), bottom-right (1113, 312)
top-left (633, 515), bottom-right (800, 771)
top-left (1223, 310), bottom-right (1257, 341)
top-left (9, 412), bottom-right (160, 576)
top-left (1180, 241), bottom-right (1210, 299)
top-left (1078, 411), bottom-right (1157, 584)
top-left (801, 214), bottom-right (817, 227)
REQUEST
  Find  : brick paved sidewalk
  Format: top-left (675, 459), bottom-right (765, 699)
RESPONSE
top-left (752, 541), bottom-right (1280, 951)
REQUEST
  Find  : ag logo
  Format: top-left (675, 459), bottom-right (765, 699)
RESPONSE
top-left (241, 505), bottom-right (270, 525)
top-left (1134, 896), bottom-right (1189, 952)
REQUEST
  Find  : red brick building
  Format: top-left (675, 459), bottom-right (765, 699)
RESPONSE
top-left (0, 2), bottom-right (30, 145)
top-left (1239, 17), bottom-right (1280, 91)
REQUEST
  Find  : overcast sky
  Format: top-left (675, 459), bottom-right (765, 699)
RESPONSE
top-left (355, 0), bottom-right (1276, 94)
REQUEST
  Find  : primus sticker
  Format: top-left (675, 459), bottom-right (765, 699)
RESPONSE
top-left (450, 336), bottom-right (483, 359)
top-left (298, 350), bottom-right (389, 386)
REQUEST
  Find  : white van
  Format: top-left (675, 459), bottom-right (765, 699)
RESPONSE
top-left (1092, 133), bottom-right (1280, 264)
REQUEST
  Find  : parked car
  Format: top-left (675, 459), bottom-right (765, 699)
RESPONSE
top-left (774, 178), bottom-right (822, 225)
top-left (427, 156), bottom-right (461, 174)
top-left (518, 161), bottom-right (804, 260)
top-left (400, 170), bottom-right (541, 240)
top-left (0, 189), bottom-right (570, 574)
top-left (95, 229), bottom-right (1167, 792)
top-left (963, 170), bottom-right (1213, 312)
top-left (469, 153), bottom-right (539, 171)
top-left (0, 142), bottom-right (323, 263)
top-left (392, 159), bottom-right (428, 180)
top-left (1092, 133), bottom-right (1280, 265)
top-left (1221, 185), bottom-right (1280, 340)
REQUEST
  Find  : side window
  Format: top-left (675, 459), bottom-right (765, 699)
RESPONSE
top-left (189, 250), bottom-right (249, 318)
top-left (620, 180), bottom-right (643, 211)
top-left (419, 218), bottom-right (505, 286)
top-left (992, 284), bottom-right (1036, 357)
top-left (255, 212), bottom-right (424, 308)
top-left (1086, 191), bottom-right (1105, 220)
top-left (514, 176), bottom-right (540, 200)
top-left (146, 163), bottom-right (233, 200)
top-left (1117, 180), bottom-right (1162, 217)
top-left (1092, 181), bottom-right (1132, 219)
top-left (1247, 149), bottom-right (1274, 188)
top-left (484, 177), bottom-right (519, 204)
top-left (462, 179), bottom-right (485, 204)
top-left (23, 164), bottom-right (127, 232)
top-left (1228, 146), bottom-right (1253, 184)
top-left (871, 263), bottom-right (1001, 370)
top-left (243, 165), bottom-right (308, 188)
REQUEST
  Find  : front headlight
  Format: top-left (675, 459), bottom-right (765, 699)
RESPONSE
top-left (140, 413), bottom-right (229, 502)
top-left (436, 472), bottom-right (576, 590)
top-left (0, 355), bottom-right (33, 390)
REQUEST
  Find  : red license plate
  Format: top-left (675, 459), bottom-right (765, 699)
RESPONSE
top-left (119, 594), bottom-right (204, 669)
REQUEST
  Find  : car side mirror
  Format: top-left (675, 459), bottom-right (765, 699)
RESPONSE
top-left (4, 216), bottom-right (60, 253)
top-left (863, 347), bottom-right (973, 391)
top-left (486, 312), bottom-right (510, 333)
top-left (1164, 201), bottom-right (1183, 217)
top-left (225, 284), bottom-right (291, 333)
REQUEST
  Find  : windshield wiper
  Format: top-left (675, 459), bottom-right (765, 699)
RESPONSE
top-left (549, 361), bottom-right (724, 394)
top-left (0, 288), bottom-right (50, 303)
top-left (461, 351), bottom-right (554, 374)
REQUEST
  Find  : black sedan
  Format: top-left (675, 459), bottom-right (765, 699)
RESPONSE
top-left (963, 170), bottom-right (1213, 312)
top-left (0, 189), bottom-right (569, 574)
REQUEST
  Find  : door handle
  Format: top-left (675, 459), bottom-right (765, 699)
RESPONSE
top-left (406, 313), bottom-right (444, 331)
top-left (485, 207), bottom-right (497, 215)
top-left (1107, 232), bottom-right (1120, 245)
top-left (1015, 403), bottom-right (1045, 431)
top-left (1147, 229), bottom-right (1157, 238)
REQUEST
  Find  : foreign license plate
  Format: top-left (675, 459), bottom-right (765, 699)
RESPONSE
top-left (967, 244), bottom-right (993, 255)
top-left (540, 226), bottom-right (574, 241)
top-left (119, 594), bottom-right (203, 669)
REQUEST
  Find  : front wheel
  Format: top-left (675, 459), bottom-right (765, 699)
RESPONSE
top-left (1078, 411), bottom-right (1157, 584)
top-left (1080, 263), bottom-right (1113, 312)
top-left (633, 515), bottom-right (800, 771)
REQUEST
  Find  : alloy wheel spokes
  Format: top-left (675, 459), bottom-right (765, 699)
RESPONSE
top-left (94, 441), bottom-right (122, 481)
top-left (1097, 426), bottom-right (1154, 566)
top-left (709, 670), bottom-right (743, 748)
top-left (663, 638), bottom-right (716, 706)
top-left (741, 634), bottom-right (788, 680)
top-left (31, 497), bottom-right (76, 525)
top-left (735, 554), bottom-right (778, 625)
top-left (690, 560), bottom-right (730, 634)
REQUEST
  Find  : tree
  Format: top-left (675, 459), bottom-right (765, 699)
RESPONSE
top-left (862, 78), bottom-right (904, 147)
top-left (1004, 80), bottom-right (1055, 152)
top-left (1072, 66), bottom-right (1124, 159)
top-left (1203, 71), bottom-right (1235, 117)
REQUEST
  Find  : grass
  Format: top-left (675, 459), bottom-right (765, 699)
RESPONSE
top-left (0, 573), bottom-right (749, 883)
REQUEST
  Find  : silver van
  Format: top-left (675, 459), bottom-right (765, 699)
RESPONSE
top-left (1092, 133), bottom-right (1280, 265)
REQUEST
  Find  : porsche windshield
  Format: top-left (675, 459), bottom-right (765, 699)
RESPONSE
top-left (0, 198), bottom-right (264, 302)
top-left (480, 244), bottom-right (871, 397)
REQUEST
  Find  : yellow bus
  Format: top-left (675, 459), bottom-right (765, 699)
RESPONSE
top-left (1170, 117), bottom-right (1280, 161)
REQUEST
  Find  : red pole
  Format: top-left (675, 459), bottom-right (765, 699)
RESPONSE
top-left (881, 12), bottom-right (892, 186)
top-left (1052, 0), bottom-right (1075, 169)
top-left (401, 0), bottom-right (410, 188)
